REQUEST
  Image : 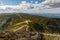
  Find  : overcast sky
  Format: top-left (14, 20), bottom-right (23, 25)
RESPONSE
top-left (0, 0), bottom-right (60, 13)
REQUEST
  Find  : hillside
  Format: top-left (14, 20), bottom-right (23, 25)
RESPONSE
top-left (0, 13), bottom-right (60, 34)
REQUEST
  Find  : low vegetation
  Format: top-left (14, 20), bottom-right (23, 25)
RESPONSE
top-left (0, 13), bottom-right (60, 40)
top-left (0, 13), bottom-right (60, 34)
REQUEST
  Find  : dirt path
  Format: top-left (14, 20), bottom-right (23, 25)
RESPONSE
top-left (14, 25), bottom-right (27, 32)
top-left (42, 33), bottom-right (60, 37)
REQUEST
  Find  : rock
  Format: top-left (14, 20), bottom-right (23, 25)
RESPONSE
top-left (0, 31), bottom-right (43, 40)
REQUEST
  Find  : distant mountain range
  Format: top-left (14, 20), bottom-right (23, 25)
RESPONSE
top-left (0, 12), bottom-right (60, 18)
top-left (28, 13), bottom-right (60, 18)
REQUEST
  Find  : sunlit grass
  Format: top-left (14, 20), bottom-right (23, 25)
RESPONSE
top-left (5, 20), bottom-right (32, 31)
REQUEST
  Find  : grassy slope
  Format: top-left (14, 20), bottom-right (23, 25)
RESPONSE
top-left (0, 13), bottom-right (60, 34)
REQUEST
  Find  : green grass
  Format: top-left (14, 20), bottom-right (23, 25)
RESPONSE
top-left (5, 20), bottom-right (32, 31)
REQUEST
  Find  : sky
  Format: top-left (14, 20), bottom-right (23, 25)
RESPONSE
top-left (0, 0), bottom-right (44, 5)
top-left (0, 0), bottom-right (60, 13)
top-left (0, 0), bottom-right (21, 5)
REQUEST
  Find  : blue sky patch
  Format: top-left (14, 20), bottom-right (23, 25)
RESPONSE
top-left (0, 0), bottom-right (45, 5)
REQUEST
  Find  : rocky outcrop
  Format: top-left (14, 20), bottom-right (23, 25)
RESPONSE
top-left (0, 31), bottom-right (45, 40)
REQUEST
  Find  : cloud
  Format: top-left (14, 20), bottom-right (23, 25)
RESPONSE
top-left (0, 0), bottom-right (60, 13)
top-left (41, 0), bottom-right (60, 5)
top-left (19, 1), bottom-right (31, 10)
top-left (41, 0), bottom-right (60, 8)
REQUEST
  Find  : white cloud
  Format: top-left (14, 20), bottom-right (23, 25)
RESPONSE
top-left (41, 0), bottom-right (60, 5)
top-left (0, 0), bottom-right (60, 13)
top-left (19, 1), bottom-right (31, 10)
top-left (41, 0), bottom-right (60, 8)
